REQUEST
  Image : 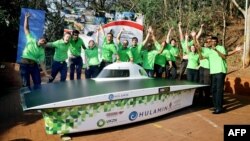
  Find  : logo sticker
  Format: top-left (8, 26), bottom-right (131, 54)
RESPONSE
top-left (108, 94), bottom-right (114, 101)
top-left (97, 119), bottom-right (106, 127)
top-left (129, 111), bottom-right (138, 121)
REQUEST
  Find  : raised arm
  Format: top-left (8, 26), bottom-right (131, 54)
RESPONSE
top-left (194, 36), bottom-right (204, 60)
top-left (24, 12), bottom-right (30, 35)
top-left (166, 27), bottom-right (173, 43)
top-left (116, 28), bottom-right (124, 44)
top-left (178, 22), bottom-right (184, 41)
top-left (99, 24), bottom-right (105, 36)
top-left (151, 29), bottom-right (156, 43)
top-left (95, 26), bottom-right (100, 45)
top-left (227, 46), bottom-right (242, 56)
top-left (196, 24), bottom-right (204, 39)
top-left (142, 26), bottom-right (152, 46)
top-left (185, 33), bottom-right (190, 53)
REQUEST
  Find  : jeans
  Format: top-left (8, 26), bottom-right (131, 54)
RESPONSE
top-left (187, 68), bottom-right (198, 82)
top-left (20, 63), bottom-right (41, 89)
top-left (154, 64), bottom-right (165, 78)
top-left (145, 69), bottom-right (154, 77)
top-left (211, 73), bottom-right (226, 111)
top-left (166, 61), bottom-right (177, 79)
top-left (48, 61), bottom-right (67, 83)
top-left (85, 65), bottom-right (100, 79)
top-left (69, 56), bottom-right (83, 80)
top-left (178, 59), bottom-right (188, 80)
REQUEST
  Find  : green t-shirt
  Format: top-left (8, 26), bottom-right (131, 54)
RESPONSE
top-left (118, 43), bottom-right (133, 62)
top-left (85, 46), bottom-right (100, 66)
top-left (130, 44), bottom-right (143, 64)
top-left (50, 39), bottom-right (71, 61)
top-left (101, 37), bottom-right (117, 62)
top-left (154, 42), bottom-right (171, 67)
top-left (69, 38), bottom-right (85, 56)
top-left (199, 47), bottom-right (210, 69)
top-left (187, 52), bottom-right (199, 70)
top-left (22, 34), bottom-right (45, 63)
top-left (141, 50), bottom-right (158, 70)
top-left (167, 44), bottom-right (179, 62)
top-left (205, 45), bottom-right (227, 74)
top-left (181, 40), bottom-right (194, 55)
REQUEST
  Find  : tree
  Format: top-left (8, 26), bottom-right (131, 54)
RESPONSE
top-left (231, 0), bottom-right (250, 68)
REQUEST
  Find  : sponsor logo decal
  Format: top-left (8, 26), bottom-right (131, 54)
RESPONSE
top-left (97, 119), bottom-right (106, 127)
top-left (108, 94), bottom-right (114, 101)
top-left (129, 111), bottom-right (138, 121)
top-left (108, 93), bottom-right (129, 100)
top-left (97, 119), bottom-right (118, 127)
top-left (106, 111), bottom-right (124, 117)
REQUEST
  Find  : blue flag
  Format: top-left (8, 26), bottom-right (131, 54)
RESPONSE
top-left (16, 8), bottom-right (45, 63)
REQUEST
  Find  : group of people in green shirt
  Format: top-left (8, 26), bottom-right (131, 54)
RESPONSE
top-left (20, 12), bottom-right (242, 114)
top-left (177, 22), bottom-right (241, 114)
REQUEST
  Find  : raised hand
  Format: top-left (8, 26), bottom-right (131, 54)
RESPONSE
top-left (235, 45), bottom-right (242, 52)
top-left (178, 22), bottom-right (182, 27)
top-left (184, 32), bottom-right (189, 40)
top-left (191, 31), bottom-right (196, 37)
top-left (25, 12), bottom-right (31, 18)
top-left (148, 26), bottom-right (153, 33)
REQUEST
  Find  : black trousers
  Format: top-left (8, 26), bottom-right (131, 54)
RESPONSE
top-left (211, 73), bottom-right (226, 111)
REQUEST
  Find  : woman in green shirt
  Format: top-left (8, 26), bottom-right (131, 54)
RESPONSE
top-left (85, 29), bottom-right (100, 78)
top-left (141, 28), bottom-right (165, 77)
top-left (185, 33), bottom-right (200, 82)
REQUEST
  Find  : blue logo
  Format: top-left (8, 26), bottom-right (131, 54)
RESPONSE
top-left (108, 94), bottom-right (114, 100)
top-left (129, 111), bottom-right (138, 121)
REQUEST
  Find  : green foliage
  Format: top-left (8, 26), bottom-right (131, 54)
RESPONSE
top-left (0, 6), bottom-right (7, 26)
top-left (112, 0), bottom-right (236, 41)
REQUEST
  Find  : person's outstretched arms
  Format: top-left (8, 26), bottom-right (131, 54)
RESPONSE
top-left (185, 33), bottom-right (190, 53)
top-left (24, 12), bottom-right (30, 35)
top-left (116, 28), bottom-right (124, 44)
top-left (95, 26), bottom-right (100, 46)
top-left (178, 22), bottom-right (184, 41)
top-left (196, 24), bottom-right (204, 39)
top-left (142, 26), bottom-right (152, 46)
top-left (227, 46), bottom-right (242, 56)
top-left (166, 27), bottom-right (173, 44)
top-left (99, 24), bottom-right (105, 36)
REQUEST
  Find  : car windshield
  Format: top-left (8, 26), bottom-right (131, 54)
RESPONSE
top-left (97, 69), bottom-right (130, 78)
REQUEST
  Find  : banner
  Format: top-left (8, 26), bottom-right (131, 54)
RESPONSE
top-left (62, 8), bottom-right (144, 64)
top-left (16, 8), bottom-right (45, 63)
